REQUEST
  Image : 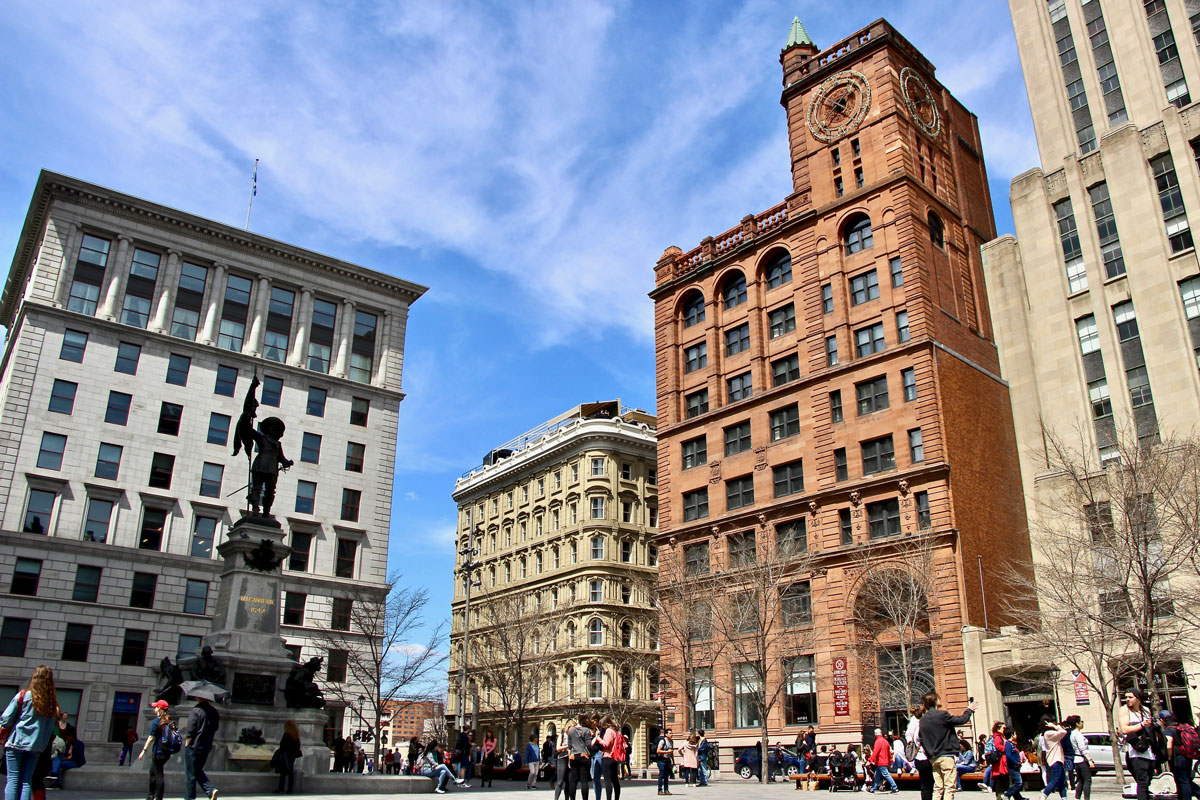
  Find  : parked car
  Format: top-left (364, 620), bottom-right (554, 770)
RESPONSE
top-left (735, 748), bottom-right (804, 780)
top-left (1079, 733), bottom-right (1117, 770)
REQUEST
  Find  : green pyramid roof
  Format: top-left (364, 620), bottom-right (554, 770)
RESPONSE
top-left (783, 17), bottom-right (814, 50)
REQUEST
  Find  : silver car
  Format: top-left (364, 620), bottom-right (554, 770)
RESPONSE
top-left (1080, 733), bottom-right (1117, 770)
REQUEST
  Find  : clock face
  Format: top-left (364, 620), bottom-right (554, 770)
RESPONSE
top-left (806, 70), bottom-right (872, 143)
top-left (900, 67), bottom-right (941, 138)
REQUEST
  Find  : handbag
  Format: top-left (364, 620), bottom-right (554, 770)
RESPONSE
top-left (0, 691), bottom-right (26, 747)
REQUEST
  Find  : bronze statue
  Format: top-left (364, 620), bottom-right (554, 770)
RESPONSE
top-left (284, 656), bottom-right (326, 708)
top-left (233, 375), bottom-right (293, 518)
top-left (243, 538), bottom-right (283, 572)
top-left (154, 656), bottom-right (185, 704)
top-left (192, 645), bottom-right (228, 686)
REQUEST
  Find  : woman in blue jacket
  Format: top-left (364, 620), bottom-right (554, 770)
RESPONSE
top-left (2, 666), bottom-right (60, 800)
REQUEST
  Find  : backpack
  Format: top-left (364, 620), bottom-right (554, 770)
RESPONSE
top-left (612, 734), bottom-right (627, 764)
top-left (697, 738), bottom-right (710, 757)
top-left (984, 738), bottom-right (1002, 767)
top-left (656, 737), bottom-right (671, 759)
top-left (1177, 723), bottom-right (1200, 761)
top-left (1061, 733), bottom-right (1075, 761)
top-left (158, 723), bottom-right (182, 756)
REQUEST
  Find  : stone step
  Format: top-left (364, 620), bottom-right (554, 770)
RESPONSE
top-left (59, 766), bottom-right (433, 794)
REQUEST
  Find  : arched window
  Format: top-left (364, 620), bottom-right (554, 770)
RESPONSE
top-left (504, 563), bottom-right (511, 583)
top-left (722, 272), bottom-right (748, 309)
top-left (533, 632), bottom-right (541, 655)
top-left (682, 292), bottom-right (706, 327)
top-left (566, 621), bottom-right (577, 648)
top-left (489, 566), bottom-right (496, 587)
top-left (649, 625), bottom-right (659, 650)
top-left (589, 618), bottom-right (604, 646)
top-left (536, 552), bottom-right (543, 573)
top-left (620, 666), bottom-right (633, 700)
top-left (567, 667), bottom-right (577, 698)
top-left (588, 663), bottom-right (604, 699)
top-left (764, 250), bottom-right (793, 289)
top-left (520, 556), bottom-right (527, 578)
top-left (621, 621), bottom-right (633, 647)
top-left (844, 215), bottom-right (874, 254)
top-left (928, 211), bottom-right (945, 249)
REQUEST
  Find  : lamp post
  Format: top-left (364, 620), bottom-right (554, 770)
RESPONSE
top-left (457, 524), bottom-right (483, 736)
top-left (659, 678), bottom-right (670, 733)
top-left (1048, 665), bottom-right (1061, 721)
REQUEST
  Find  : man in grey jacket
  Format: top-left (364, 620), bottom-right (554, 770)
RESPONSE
top-left (918, 692), bottom-right (978, 800)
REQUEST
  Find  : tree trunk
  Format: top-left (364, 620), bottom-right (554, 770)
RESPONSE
top-left (760, 719), bottom-right (771, 783)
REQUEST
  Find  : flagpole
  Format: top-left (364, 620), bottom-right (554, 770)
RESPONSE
top-left (244, 158), bottom-right (259, 230)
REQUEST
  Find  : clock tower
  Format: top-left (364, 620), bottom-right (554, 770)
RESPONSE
top-left (650, 19), bottom-right (1031, 746)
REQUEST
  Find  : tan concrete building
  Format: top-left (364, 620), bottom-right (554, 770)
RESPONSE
top-left (447, 401), bottom-right (659, 765)
top-left (976, 0), bottom-right (1200, 734)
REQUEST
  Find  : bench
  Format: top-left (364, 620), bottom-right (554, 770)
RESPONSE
top-left (789, 771), bottom-right (991, 789)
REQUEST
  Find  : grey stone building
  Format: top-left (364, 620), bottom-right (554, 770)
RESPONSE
top-left (0, 171), bottom-right (425, 758)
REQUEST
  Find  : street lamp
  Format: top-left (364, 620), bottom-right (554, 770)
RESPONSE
top-left (457, 524), bottom-right (484, 736)
top-left (659, 678), bottom-right (669, 732)
top-left (1048, 665), bottom-right (1061, 721)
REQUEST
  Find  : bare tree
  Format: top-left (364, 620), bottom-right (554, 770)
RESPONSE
top-left (708, 521), bottom-right (815, 782)
top-left (312, 572), bottom-right (448, 766)
top-left (652, 549), bottom-right (724, 732)
top-left (849, 525), bottom-right (939, 728)
top-left (1001, 425), bottom-right (1200, 780)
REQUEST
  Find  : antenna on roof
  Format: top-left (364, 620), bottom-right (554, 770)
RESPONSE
top-left (244, 159), bottom-right (259, 230)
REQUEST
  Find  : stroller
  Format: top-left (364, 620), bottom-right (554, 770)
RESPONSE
top-left (827, 751), bottom-right (858, 793)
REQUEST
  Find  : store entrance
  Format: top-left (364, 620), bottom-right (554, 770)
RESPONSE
top-left (1005, 700), bottom-right (1052, 744)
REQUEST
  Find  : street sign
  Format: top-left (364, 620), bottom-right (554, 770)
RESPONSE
top-left (666, 706), bottom-right (677, 710)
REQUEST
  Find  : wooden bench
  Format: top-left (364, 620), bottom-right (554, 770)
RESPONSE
top-left (788, 770), bottom-right (991, 789)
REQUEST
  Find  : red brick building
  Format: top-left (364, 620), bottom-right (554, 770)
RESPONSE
top-left (650, 18), bottom-right (1031, 751)
top-left (383, 699), bottom-right (444, 744)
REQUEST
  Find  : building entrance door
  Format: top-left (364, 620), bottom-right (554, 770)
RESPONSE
top-left (1004, 700), bottom-right (1052, 743)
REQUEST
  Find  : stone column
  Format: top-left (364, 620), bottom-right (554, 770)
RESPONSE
top-left (52, 222), bottom-right (81, 308)
top-left (98, 234), bottom-right (132, 320)
top-left (199, 263), bottom-right (227, 346)
top-left (148, 249), bottom-right (182, 333)
top-left (246, 275), bottom-right (271, 357)
top-left (332, 298), bottom-right (355, 379)
top-left (288, 288), bottom-right (313, 367)
top-left (373, 311), bottom-right (392, 388)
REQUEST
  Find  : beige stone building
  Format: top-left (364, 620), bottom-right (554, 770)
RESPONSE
top-left (975, 0), bottom-right (1200, 735)
top-left (447, 401), bottom-right (659, 766)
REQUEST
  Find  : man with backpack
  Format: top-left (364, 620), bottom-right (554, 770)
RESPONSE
top-left (654, 728), bottom-right (675, 796)
top-left (138, 700), bottom-right (181, 800)
top-left (1159, 710), bottom-right (1200, 800)
top-left (695, 731), bottom-right (710, 787)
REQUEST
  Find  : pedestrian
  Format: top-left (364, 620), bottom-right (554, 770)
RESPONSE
top-left (1158, 710), bottom-right (1200, 800)
top-left (805, 745), bottom-right (828, 791)
top-left (1002, 732), bottom-right (1027, 800)
top-left (654, 728), bottom-right (674, 796)
top-left (526, 733), bottom-right (542, 789)
top-left (954, 740), bottom-right (977, 791)
top-left (907, 705), bottom-right (933, 800)
top-left (589, 719), bottom-right (603, 800)
top-left (183, 695), bottom-right (220, 800)
top-left (332, 734), bottom-right (345, 773)
top-left (554, 727), bottom-right (570, 800)
top-left (795, 729), bottom-right (810, 776)
top-left (869, 728), bottom-right (899, 793)
top-left (679, 735), bottom-right (698, 785)
top-left (409, 737), bottom-right (422, 777)
top-left (1038, 718), bottom-right (1067, 800)
top-left (342, 739), bottom-right (354, 772)
top-left (48, 714), bottom-right (84, 789)
top-left (120, 726), bottom-right (138, 767)
top-left (420, 740), bottom-right (465, 794)
top-left (137, 701), bottom-right (176, 800)
top-left (384, 749), bottom-right (394, 775)
top-left (567, 715), bottom-right (593, 800)
top-left (695, 731), bottom-right (710, 787)
top-left (621, 732), bottom-right (632, 781)
top-left (988, 723), bottom-right (1010, 800)
top-left (1118, 691), bottom-right (1156, 800)
top-left (3, 666), bottom-right (59, 800)
top-left (893, 732), bottom-right (913, 775)
top-left (457, 727), bottom-right (473, 782)
top-left (1064, 717), bottom-right (1091, 800)
top-left (479, 731), bottom-right (497, 787)
top-left (917, 691), bottom-right (978, 800)
top-left (594, 716), bottom-right (623, 800)
top-left (274, 720), bottom-right (301, 794)
top-left (543, 734), bottom-right (556, 786)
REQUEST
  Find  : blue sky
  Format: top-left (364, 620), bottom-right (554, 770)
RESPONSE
top-left (0, 0), bottom-right (1036, 664)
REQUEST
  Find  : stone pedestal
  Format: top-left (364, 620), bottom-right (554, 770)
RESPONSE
top-left (176, 516), bottom-right (330, 777)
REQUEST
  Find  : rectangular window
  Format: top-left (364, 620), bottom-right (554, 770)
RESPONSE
top-left (896, 310), bottom-right (910, 342)
top-left (114, 342), bottom-right (141, 375)
top-left (590, 497), bottom-right (605, 519)
top-left (769, 303), bottom-right (796, 337)
top-left (1076, 315), bottom-right (1100, 354)
top-left (830, 389), bottom-right (843, 422)
top-left (283, 593), bottom-right (307, 626)
top-left (349, 310), bottom-right (378, 383)
top-left (68, 234), bottom-right (109, 315)
top-left (183, 580), bottom-right (209, 614)
top-left (295, 481), bottom-right (316, 514)
top-left (24, 488), bottom-right (56, 533)
top-left (263, 287), bottom-right (295, 363)
top-left (72, 565), bottom-right (102, 602)
top-left (48, 380), bottom-right (77, 415)
top-left (331, 597), bottom-right (353, 631)
top-left (772, 354), bottom-right (800, 386)
top-left (782, 586), bottom-right (813, 628)
top-left (327, 649), bottom-right (348, 683)
top-left (1089, 378), bottom-right (1113, 419)
top-left (218, 274), bottom-right (253, 351)
top-left (835, 176), bottom-right (844, 197)
top-left (902, 367), bottom-right (917, 401)
top-left (120, 629), bottom-right (150, 667)
top-left (214, 365), bottom-right (237, 397)
top-left (727, 372), bottom-right (752, 402)
top-left (1151, 153), bottom-right (1194, 253)
top-left (171, 262), bottom-right (207, 340)
top-left (890, 256), bottom-right (904, 287)
top-left (83, 498), bottom-right (113, 542)
top-left (130, 572), bottom-right (156, 609)
top-left (62, 623), bottom-right (92, 661)
top-left (840, 507), bottom-right (853, 543)
top-left (10, 559), bottom-right (41, 596)
top-left (1054, 199), bottom-right (1087, 292)
top-left (301, 432), bottom-right (322, 464)
top-left (191, 515), bottom-right (217, 558)
top-left (60, 330), bottom-right (88, 362)
top-left (769, 404), bottom-right (800, 441)
top-left (868, 498), bottom-right (902, 538)
top-left (178, 635), bottom-right (202, 660)
top-left (1127, 366), bottom-right (1154, 407)
top-left (340, 488), bottom-right (361, 522)
top-left (684, 342), bottom-right (707, 373)
top-left (345, 442), bottom-right (365, 472)
top-left (784, 655), bottom-right (817, 725)
top-left (148, 452), bottom-right (174, 489)
top-left (855, 322), bottom-right (886, 357)
top-left (157, 402), bottom-right (182, 436)
top-left (826, 334), bottom-right (838, 366)
top-left (198, 463), bottom-right (223, 498)
top-left (308, 298), bottom-right (338, 373)
top-left (682, 488), bottom-right (708, 522)
top-left (139, 507), bottom-right (167, 550)
top-left (850, 269), bottom-right (880, 305)
top-left (909, 428), bottom-right (925, 462)
top-left (862, 435), bottom-right (896, 475)
top-left (681, 436), bottom-right (707, 469)
top-left (37, 432), bottom-right (67, 470)
top-left (726, 475), bottom-right (755, 510)
top-left (855, 166), bottom-right (864, 188)
top-left (207, 413), bottom-right (230, 445)
top-left (121, 248), bottom-right (161, 328)
top-left (685, 389), bottom-right (709, 419)
top-left (685, 542), bottom-right (710, 576)
top-left (1155, 29), bottom-right (1179, 64)
top-left (1066, 78), bottom-right (1087, 110)
top-left (725, 323), bottom-right (750, 356)
top-left (724, 421), bottom-right (752, 456)
top-left (1089, 183), bottom-right (1125, 279)
top-left (821, 283), bottom-right (833, 313)
top-left (728, 533), bottom-right (757, 567)
top-left (773, 460), bottom-right (804, 498)
top-left (1168, 78), bottom-right (1194, 108)
top-left (835, 448), bottom-right (848, 482)
top-left (165, 354), bottom-right (191, 386)
top-left (289, 531), bottom-right (312, 571)
top-left (777, 519), bottom-right (807, 556)
top-left (0, 618), bottom-right (31, 658)
top-left (591, 457), bottom-right (605, 476)
top-left (916, 491), bottom-right (931, 529)
top-left (261, 376), bottom-right (283, 407)
top-left (856, 375), bottom-right (889, 415)
top-left (335, 538), bottom-right (358, 579)
top-left (306, 386), bottom-right (327, 417)
top-left (1113, 301), bottom-right (1139, 341)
